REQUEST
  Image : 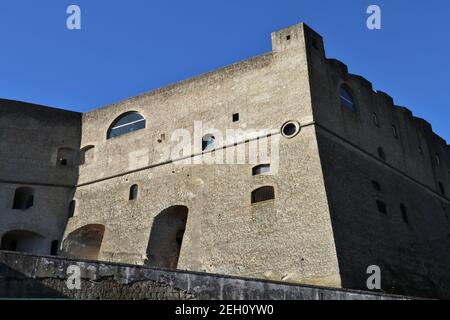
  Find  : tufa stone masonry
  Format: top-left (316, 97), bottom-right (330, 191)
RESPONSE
top-left (0, 23), bottom-right (449, 299)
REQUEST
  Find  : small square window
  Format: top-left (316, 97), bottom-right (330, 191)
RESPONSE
top-left (232, 113), bottom-right (239, 122)
top-left (286, 35), bottom-right (291, 41)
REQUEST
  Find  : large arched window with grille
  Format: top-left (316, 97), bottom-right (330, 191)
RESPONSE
top-left (107, 112), bottom-right (146, 139)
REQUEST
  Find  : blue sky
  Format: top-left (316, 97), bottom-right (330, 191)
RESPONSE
top-left (0, 0), bottom-right (449, 141)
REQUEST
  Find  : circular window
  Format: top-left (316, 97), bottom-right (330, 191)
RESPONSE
top-left (281, 121), bottom-right (300, 138)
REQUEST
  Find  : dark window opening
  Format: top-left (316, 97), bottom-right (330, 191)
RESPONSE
top-left (400, 204), bottom-right (408, 224)
top-left (378, 147), bottom-right (386, 161)
top-left (129, 184), bottom-right (138, 201)
top-left (251, 186), bottom-right (275, 204)
top-left (107, 112), bottom-right (146, 139)
top-left (376, 200), bottom-right (388, 214)
top-left (68, 200), bottom-right (76, 218)
top-left (372, 180), bottom-right (381, 192)
top-left (50, 240), bottom-right (59, 256)
top-left (233, 113), bottom-right (239, 122)
top-left (339, 85), bottom-right (355, 111)
top-left (12, 187), bottom-right (34, 210)
top-left (286, 35), bottom-right (291, 41)
top-left (252, 164), bottom-right (271, 176)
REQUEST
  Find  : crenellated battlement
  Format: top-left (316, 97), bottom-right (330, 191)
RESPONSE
top-left (322, 57), bottom-right (448, 149)
top-left (303, 26), bottom-right (449, 198)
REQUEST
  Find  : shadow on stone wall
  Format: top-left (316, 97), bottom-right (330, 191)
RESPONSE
top-left (0, 251), bottom-right (413, 300)
top-left (0, 262), bottom-right (67, 299)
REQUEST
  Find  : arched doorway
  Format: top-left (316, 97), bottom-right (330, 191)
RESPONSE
top-left (146, 205), bottom-right (188, 269)
top-left (61, 224), bottom-right (105, 260)
top-left (0, 230), bottom-right (46, 254)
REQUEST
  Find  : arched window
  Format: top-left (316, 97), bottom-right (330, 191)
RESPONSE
top-left (0, 230), bottom-right (46, 254)
top-left (12, 187), bottom-right (34, 210)
top-left (202, 134), bottom-right (215, 151)
top-left (339, 85), bottom-right (355, 111)
top-left (68, 200), bottom-right (76, 218)
top-left (252, 164), bottom-right (271, 176)
top-left (107, 112), bottom-right (146, 139)
top-left (129, 184), bottom-right (138, 201)
top-left (79, 145), bottom-right (95, 165)
top-left (57, 148), bottom-right (77, 167)
top-left (377, 147), bottom-right (386, 161)
top-left (251, 186), bottom-right (275, 204)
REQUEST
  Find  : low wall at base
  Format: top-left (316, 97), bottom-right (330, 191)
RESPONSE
top-left (0, 251), bottom-right (410, 300)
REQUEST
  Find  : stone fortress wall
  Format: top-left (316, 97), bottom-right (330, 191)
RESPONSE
top-left (302, 25), bottom-right (450, 298)
top-left (0, 23), bottom-right (448, 298)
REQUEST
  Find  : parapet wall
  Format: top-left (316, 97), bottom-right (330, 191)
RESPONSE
top-left (0, 251), bottom-right (409, 300)
top-left (304, 26), bottom-right (449, 198)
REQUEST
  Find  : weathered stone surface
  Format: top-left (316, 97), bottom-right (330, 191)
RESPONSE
top-left (0, 22), bottom-right (448, 300)
top-left (0, 252), bottom-right (409, 300)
